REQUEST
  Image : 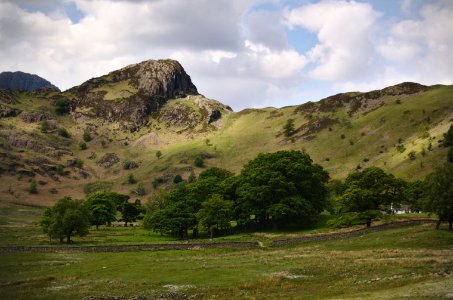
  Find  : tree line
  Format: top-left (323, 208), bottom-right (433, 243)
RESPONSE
top-left (41, 123), bottom-right (453, 242)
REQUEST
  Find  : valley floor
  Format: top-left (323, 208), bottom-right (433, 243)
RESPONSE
top-left (1, 202), bottom-right (453, 299)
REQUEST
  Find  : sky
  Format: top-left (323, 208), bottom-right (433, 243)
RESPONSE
top-left (0, 0), bottom-right (452, 111)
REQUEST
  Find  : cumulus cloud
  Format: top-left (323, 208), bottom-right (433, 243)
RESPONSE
top-left (0, 0), bottom-right (452, 110)
top-left (286, 1), bottom-right (380, 81)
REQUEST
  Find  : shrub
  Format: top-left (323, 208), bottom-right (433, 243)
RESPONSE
top-left (396, 143), bottom-right (406, 153)
top-left (448, 147), bottom-right (453, 163)
top-left (340, 134), bottom-right (346, 139)
top-left (395, 99), bottom-right (402, 104)
top-left (194, 156), bottom-right (204, 167)
top-left (134, 182), bottom-right (146, 196)
top-left (122, 160), bottom-right (138, 170)
top-left (56, 164), bottom-right (64, 176)
top-left (83, 130), bottom-right (91, 142)
top-left (40, 119), bottom-right (49, 133)
top-left (55, 98), bottom-right (70, 115)
top-left (127, 173), bottom-right (136, 184)
top-left (58, 127), bottom-right (70, 138)
top-left (408, 151), bottom-right (416, 160)
top-left (29, 179), bottom-right (37, 194)
top-left (173, 175), bottom-right (183, 184)
top-left (156, 150), bottom-right (162, 159)
top-left (74, 159), bottom-right (84, 169)
top-left (79, 142), bottom-right (87, 150)
top-left (283, 119), bottom-right (296, 137)
top-left (101, 140), bottom-right (107, 148)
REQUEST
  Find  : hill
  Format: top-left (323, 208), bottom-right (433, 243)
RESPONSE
top-left (0, 71), bottom-right (60, 91)
top-left (0, 59), bottom-right (452, 206)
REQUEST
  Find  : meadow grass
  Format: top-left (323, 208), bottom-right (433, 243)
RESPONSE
top-left (0, 223), bottom-right (452, 299)
top-left (1, 202), bottom-right (452, 299)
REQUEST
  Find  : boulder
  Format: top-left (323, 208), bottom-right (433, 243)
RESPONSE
top-left (97, 153), bottom-right (120, 168)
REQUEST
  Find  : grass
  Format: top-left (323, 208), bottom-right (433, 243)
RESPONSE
top-left (91, 80), bottom-right (138, 101)
top-left (0, 223), bottom-right (452, 299)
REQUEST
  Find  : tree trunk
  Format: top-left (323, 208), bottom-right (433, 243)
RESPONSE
top-left (96, 224), bottom-right (99, 230)
top-left (366, 219), bottom-right (371, 228)
top-left (66, 235), bottom-right (71, 244)
top-left (210, 227), bottom-right (214, 240)
top-left (124, 221), bottom-right (128, 227)
top-left (59, 237), bottom-right (64, 243)
top-left (449, 219), bottom-right (452, 231)
top-left (436, 219), bottom-right (441, 230)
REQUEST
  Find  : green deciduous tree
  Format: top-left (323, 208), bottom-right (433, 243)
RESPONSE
top-left (55, 98), bottom-right (70, 115)
top-left (196, 194), bottom-right (233, 239)
top-left (84, 192), bottom-right (117, 229)
top-left (83, 130), bottom-right (91, 142)
top-left (283, 119), bottom-right (296, 137)
top-left (194, 156), bottom-right (204, 167)
top-left (235, 150), bottom-right (329, 229)
top-left (339, 167), bottom-right (406, 227)
top-left (40, 119), bottom-right (49, 133)
top-left (424, 163), bottom-right (453, 230)
top-left (40, 197), bottom-right (90, 243)
top-left (443, 123), bottom-right (453, 147)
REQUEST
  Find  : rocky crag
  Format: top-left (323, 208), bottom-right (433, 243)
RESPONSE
top-left (66, 59), bottom-right (199, 131)
top-left (0, 71), bottom-right (60, 91)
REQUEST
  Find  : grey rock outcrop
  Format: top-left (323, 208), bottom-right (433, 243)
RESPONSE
top-left (67, 59), bottom-right (198, 131)
top-left (97, 153), bottom-right (120, 168)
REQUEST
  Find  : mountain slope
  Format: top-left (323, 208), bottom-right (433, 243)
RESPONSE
top-left (0, 60), bottom-right (451, 206)
top-left (0, 71), bottom-right (60, 91)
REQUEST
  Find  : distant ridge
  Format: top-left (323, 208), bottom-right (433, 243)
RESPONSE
top-left (0, 71), bottom-right (60, 91)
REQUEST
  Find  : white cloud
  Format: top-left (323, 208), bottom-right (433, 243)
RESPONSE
top-left (0, 0), bottom-right (452, 111)
top-left (286, 1), bottom-right (380, 81)
top-left (378, 0), bottom-right (453, 85)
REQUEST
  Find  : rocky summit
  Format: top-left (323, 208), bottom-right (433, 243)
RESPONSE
top-left (66, 59), bottom-right (199, 131)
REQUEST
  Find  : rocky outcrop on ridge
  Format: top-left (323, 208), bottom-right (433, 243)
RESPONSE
top-left (67, 59), bottom-right (199, 131)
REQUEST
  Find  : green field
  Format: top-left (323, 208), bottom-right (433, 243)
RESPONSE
top-left (1, 202), bottom-right (453, 299)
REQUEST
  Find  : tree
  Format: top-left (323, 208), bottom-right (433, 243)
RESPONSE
top-left (84, 192), bottom-right (117, 229)
top-left (127, 173), bottom-right (136, 184)
top-left (40, 119), bottom-right (49, 133)
top-left (173, 175), bottom-right (183, 184)
top-left (283, 119), bottom-right (296, 137)
top-left (58, 127), bottom-right (70, 138)
top-left (235, 150), bottom-right (329, 229)
top-left (194, 156), bottom-right (204, 167)
top-left (448, 147), bottom-right (453, 163)
top-left (55, 98), bottom-right (70, 115)
top-left (443, 123), bottom-right (453, 147)
top-left (79, 141), bottom-right (87, 150)
top-left (156, 150), bottom-right (162, 160)
top-left (29, 179), bottom-right (38, 194)
top-left (196, 194), bottom-right (233, 239)
top-left (83, 130), bottom-right (91, 142)
top-left (339, 167), bottom-right (406, 227)
top-left (118, 199), bottom-right (142, 226)
top-left (40, 197), bottom-right (90, 243)
top-left (424, 163), bottom-right (453, 230)
top-left (403, 180), bottom-right (424, 212)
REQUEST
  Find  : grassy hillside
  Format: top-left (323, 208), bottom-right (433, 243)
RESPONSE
top-left (0, 83), bottom-right (452, 206)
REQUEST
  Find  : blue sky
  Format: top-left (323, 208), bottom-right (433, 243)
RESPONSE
top-left (1, 0), bottom-right (452, 110)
